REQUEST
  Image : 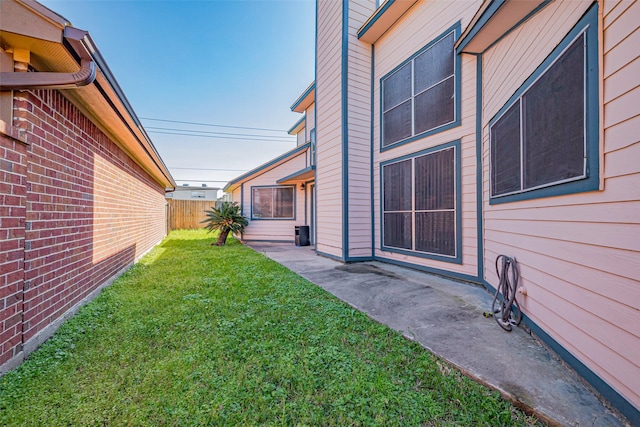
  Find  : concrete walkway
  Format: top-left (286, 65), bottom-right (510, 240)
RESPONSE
top-left (248, 242), bottom-right (627, 427)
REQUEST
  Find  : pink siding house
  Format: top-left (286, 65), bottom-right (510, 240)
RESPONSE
top-left (227, 0), bottom-right (639, 421)
top-left (0, 0), bottom-right (174, 373)
top-left (224, 83), bottom-right (316, 243)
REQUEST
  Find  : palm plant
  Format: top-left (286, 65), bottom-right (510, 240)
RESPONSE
top-left (201, 202), bottom-right (248, 246)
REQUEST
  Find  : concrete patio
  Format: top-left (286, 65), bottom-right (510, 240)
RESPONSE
top-left (248, 242), bottom-right (628, 427)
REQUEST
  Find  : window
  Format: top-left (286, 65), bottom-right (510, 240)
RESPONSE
top-left (489, 5), bottom-right (599, 203)
top-left (382, 27), bottom-right (458, 149)
top-left (382, 142), bottom-right (460, 261)
top-left (310, 128), bottom-right (316, 166)
top-left (191, 191), bottom-right (205, 199)
top-left (252, 186), bottom-right (295, 219)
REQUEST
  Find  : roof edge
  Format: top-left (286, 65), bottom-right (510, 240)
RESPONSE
top-left (287, 114), bottom-right (306, 135)
top-left (276, 165), bottom-right (315, 184)
top-left (357, 0), bottom-right (419, 44)
top-left (224, 142), bottom-right (310, 192)
top-left (456, 0), bottom-right (552, 54)
top-left (290, 81), bottom-right (315, 112)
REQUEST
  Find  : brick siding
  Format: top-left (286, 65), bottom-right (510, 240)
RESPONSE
top-left (0, 88), bottom-right (168, 370)
top-left (0, 130), bottom-right (27, 367)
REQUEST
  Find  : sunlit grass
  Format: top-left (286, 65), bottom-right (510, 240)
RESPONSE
top-left (0, 229), bottom-right (539, 426)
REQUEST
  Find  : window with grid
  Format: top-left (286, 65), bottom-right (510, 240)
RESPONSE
top-left (382, 146), bottom-right (457, 258)
top-left (251, 186), bottom-right (294, 219)
top-left (489, 4), bottom-right (599, 204)
top-left (382, 30), bottom-right (456, 148)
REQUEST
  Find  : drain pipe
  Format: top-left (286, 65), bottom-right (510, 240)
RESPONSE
top-left (0, 26), bottom-right (96, 90)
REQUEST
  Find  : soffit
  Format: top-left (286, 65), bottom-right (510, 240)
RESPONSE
top-left (456, 0), bottom-right (551, 54)
top-left (0, 31), bottom-right (76, 73)
top-left (358, 0), bottom-right (419, 44)
top-left (291, 82), bottom-right (315, 113)
top-left (0, 0), bottom-right (66, 43)
top-left (277, 166), bottom-right (315, 184)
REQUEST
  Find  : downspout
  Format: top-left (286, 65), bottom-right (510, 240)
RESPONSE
top-left (0, 26), bottom-right (96, 90)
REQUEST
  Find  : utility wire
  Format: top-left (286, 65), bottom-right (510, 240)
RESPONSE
top-left (175, 179), bottom-right (229, 183)
top-left (147, 130), bottom-right (293, 143)
top-left (140, 117), bottom-right (287, 133)
top-left (169, 167), bottom-right (246, 172)
top-left (145, 126), bottom-right (293, 141)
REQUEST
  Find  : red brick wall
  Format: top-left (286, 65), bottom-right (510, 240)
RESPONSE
top-left (0, 88), bottom-right (167, 369)
top-left (0, 130), bottom-right (27, 367)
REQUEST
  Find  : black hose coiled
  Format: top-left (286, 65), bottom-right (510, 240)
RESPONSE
top-left (490, 255), bottom-right (522, 331)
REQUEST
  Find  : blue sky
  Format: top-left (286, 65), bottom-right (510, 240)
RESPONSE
top-left (39, 0), bottom-right (316, 189)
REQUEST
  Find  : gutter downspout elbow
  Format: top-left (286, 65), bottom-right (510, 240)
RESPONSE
top-left (0, 27), bottom-right (96, 90)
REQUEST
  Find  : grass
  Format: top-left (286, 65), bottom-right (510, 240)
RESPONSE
top-left (0, 229), bottom-right (540, 426)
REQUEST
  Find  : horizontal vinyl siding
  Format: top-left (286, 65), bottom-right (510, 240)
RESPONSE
top-left (236, 153), bottom-right (308, 242)
top-left (316, 0), bottom-right (344, 257)
top-left (347, 0), bottom-right (376, 258)
top-left (372, 1), bottom-right (481, 276)
top-left (297, 131), bottom-right (306, 146)
top-left (306, 104), bottom-right (315, 137)
top-left (482, 0), bottom-right (640, 410)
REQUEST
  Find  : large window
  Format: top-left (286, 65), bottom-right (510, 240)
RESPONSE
top-left (382, 27), bottom-right (458, 149)
top-left (489, 5), bottom-right (599, 203)
top-left (382, 143), bottom-right (460, 261)
top-left (252, 186), bottom-right (294, 220)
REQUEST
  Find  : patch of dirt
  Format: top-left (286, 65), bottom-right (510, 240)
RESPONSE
top-left (335, 263), bottom-right (402, 279)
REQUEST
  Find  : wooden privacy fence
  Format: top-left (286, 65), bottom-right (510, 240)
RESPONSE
top-left (167, 199), bottom-right (222, 231)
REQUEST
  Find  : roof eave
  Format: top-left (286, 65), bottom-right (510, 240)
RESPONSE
top-left (287, 114), bottom-right (306, 135)
top-left (276, 166), bottom-right (315, 184)
top-left (224, 142), bottom-right (310, 193)
top-left (456, 0), bottom-right (552, 54)
top-left (357, 0), bottom-right (419, 44)
top-left (290, 82), bottom-right (315, 113)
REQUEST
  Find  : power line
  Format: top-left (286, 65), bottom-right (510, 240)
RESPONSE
top-left (145, 126), bottom-right (293, 141)
top-left (147, 130), bottom-right (294, 143)
top-left (169, 167), bottom-right (247, 172)
top-left (140, 117), bottom-right (287, 133)
top-left (175, 179), bottom-right (229, 183)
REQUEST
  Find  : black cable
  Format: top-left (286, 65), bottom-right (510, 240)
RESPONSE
top-left (140, 117), bottom-right (286, 133)
top-left (146, 130), bottom-right (293, 143)
top-left (169, 167), bottom-right (246, 172)
top-left (145, 126), bottom-right (293, 141)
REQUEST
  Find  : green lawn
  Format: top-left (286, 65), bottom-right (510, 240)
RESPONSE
top-left (0, 229), bottom-right (539, 426)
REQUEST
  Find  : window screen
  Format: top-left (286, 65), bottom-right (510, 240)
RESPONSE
top-left (382, 146), bottom-right (457, 258)
top-left (523, 36), bottom-right (585, 189)
top-left (415, 147), bottom-right (454, 211)
top-left (383, 159), bottom-right (412, 211)
top-left (383, 63), bottom-right (411, 111)
top-left (491, 102), bottom-right (521, 196)
top-left (415, 211), bottom-right (455, 256)
top-left (383, 212), bottom-right (412, 250)
top-left (382, 30), bottom-right (456, 148)
top-left (490, 33), bottom-right (587, 198)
